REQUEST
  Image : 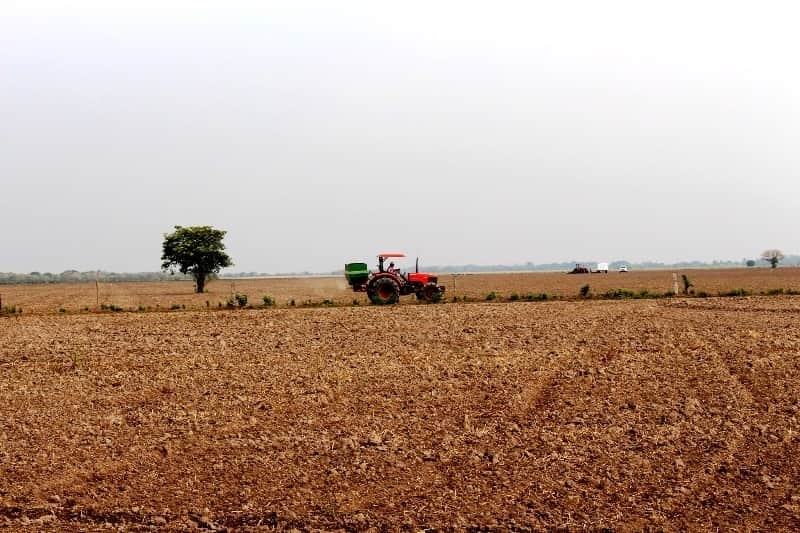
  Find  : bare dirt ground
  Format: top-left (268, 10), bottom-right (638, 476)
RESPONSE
top-left (2, 267), bottom-right (799, 315)
top-left (2, 287), bottom-right (800, 530)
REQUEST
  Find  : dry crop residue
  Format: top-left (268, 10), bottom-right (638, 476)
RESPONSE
top-left (1, 298), bottom-right (800, 530)
top-left (3, 267), bottom-right (800, 315)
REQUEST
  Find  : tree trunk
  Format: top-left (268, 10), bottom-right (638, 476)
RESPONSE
top-left (195, 272), bottom-right (206, 293)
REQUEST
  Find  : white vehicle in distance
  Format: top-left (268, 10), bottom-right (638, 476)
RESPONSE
top-left (619, 265), bottom-right (629, 272)
top-left (597, 262), bottom-right (609, 273)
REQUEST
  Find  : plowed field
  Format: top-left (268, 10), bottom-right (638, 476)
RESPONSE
top-left (2, 290), bottom-right (800, 530)
top-left (2, 268), bottom-right (799, 315)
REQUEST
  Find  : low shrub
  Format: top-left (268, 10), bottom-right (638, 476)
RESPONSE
top-left (604, 288), bottom-right (636, 299)
top-left (262, 295), bottom-right (275, 307)
top-left (525, 292), bottom-right (548, 301)
top-left (681, 274), bottom-right (693, 295)
top-left (719, 288), bottom-right (750, 297)
top-left (579, 285), bottom-right (591, 298)
top-left (485, 291), bottom-right (498, 301)
top-left (509, 292), bottom-right (520, 301)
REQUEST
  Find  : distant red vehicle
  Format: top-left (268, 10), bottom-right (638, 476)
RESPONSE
top-left (344, 253), bottom-right (445, 304)
top-left (568, 264), bottom-right (591, 274)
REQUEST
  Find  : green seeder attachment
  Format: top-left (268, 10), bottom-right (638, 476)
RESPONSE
top-left (344, 262), bottom-right (369, 286)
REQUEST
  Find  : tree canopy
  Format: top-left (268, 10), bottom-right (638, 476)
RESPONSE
top-left (161, 226), bottom-right (233, 293)
top-left (761, 249), bottom-right (785, 269)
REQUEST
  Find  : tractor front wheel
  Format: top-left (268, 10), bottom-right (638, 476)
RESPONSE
top-left (421, 283), bottom-right (442, 303)
top-left (368, 277), bottom-right (400, 305)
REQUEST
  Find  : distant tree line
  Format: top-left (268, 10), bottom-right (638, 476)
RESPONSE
top-left (383, 256), bottom-right (800, 274)
top-left (0, 270), bottom-right (192, 285)
top-left (222, 271), bottom-right (317, 278)
top-left (3, 255), bottom-right (798, 285)
top-left (240, 255), bottom-right (800, 277)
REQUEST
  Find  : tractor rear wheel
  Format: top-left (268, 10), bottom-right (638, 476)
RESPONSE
top-left (368, 277), bottom-right (400, 305)
top-left (421, 283), bottom-right (442, 302)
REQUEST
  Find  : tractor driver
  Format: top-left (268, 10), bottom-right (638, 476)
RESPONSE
top-left (386, 262), bottom-right (398, 274)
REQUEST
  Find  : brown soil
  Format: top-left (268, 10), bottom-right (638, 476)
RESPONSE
top-left (2, 290), bottom-right (800, 530)
top-left (2, 267), bottom-right (799, 315)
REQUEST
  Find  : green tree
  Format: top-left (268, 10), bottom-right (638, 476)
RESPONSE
top-left (761, 249), bottom-right (784, 269)
top-left (161, 226), bottom-right (233, 293)
top-left (681, 274), bottom-right (693, 294)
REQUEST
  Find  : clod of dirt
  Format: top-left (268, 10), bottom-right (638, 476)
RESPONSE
top-left (339, 436), bottom-right (358, 450)
top-left (422, 449), bottom-right (437, 461)
top-left (683, 398), bottom-right (702, 416)
top-left (189, 511), bottom-right (220, 530)
top-left (29, 515), bottom-right (55, 525)
top-left (199, 516), bottom-right (213, 528)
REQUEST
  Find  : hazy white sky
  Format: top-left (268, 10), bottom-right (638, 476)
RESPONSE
top-left (2, 1), bottom-right (798, 273)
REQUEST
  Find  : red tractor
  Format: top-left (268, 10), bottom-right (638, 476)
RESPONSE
top-left (345, 253), bottom-right (445, 305)
top-left (568, 263), bottom-right (591, 274)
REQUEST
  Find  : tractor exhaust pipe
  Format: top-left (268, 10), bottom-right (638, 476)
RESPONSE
top-left (416, 257), bottom-right (419, 273)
